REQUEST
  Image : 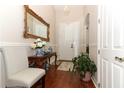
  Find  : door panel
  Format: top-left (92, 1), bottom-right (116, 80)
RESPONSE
top-left (101, 7), bottom-right (109, 49)
top-left (107, 62), bottom-right (112, 88)
top-left (111, 5), bottom-right (124, 88)
top-left (58, 23), bottom-right (74, 60)
top-left (58, 22), bottom-right (80, 60)
top-left (102, 59), bottom-right (112, 88)
top-left (100, 5), bottom-right (124, 88)
top-left (102, 59), bottom-right (107, 88)
top-left (112, 63), bottom-right (124, 88)
top-left (112, 6), bottom-right (124, 49)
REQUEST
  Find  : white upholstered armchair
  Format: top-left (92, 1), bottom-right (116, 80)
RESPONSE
top-left (1, 46), bottom-right (46, 88)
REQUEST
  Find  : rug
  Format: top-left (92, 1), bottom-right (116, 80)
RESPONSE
top-left (50, 61), bottom-right (61, 65)
top-left (57, 62), bottom-right (74, 71)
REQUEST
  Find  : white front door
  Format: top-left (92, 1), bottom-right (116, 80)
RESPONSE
top-left (58, 22), bottom-right (80, 60)
top-left (100, 5), bottom-right (124, 88)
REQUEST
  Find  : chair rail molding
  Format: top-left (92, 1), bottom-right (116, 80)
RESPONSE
top-left (0, 42), bottom-right (57, 47)
top-left (0, 42), bottom-right (30, 47)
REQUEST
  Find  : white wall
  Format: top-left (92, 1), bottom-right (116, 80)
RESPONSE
top-left (83, 5), bottom-right (98, 85)
top-left (0, 51), bottom-right (2, 87)
top-left (0, 5), bottom-right (55, 44)
top-left (0, 5), bottom-right (56, 87)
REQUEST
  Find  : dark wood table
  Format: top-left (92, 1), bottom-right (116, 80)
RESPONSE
top-left (28, 52), bottom-right (57, 69)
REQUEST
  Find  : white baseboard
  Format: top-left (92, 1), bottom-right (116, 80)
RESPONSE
top-left (91, 77), bottom-right (98, 88)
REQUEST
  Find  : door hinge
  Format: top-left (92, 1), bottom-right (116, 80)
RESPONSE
top-left (98, 50), bottom-right (100, 54)
top-left (98, 19), bottom-right (100, 24)
top-left (98, 83), bottom-right (101, 88)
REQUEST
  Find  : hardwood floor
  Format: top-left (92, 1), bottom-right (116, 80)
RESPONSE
top-left (34, 62), bottom-right (95, 88)
top-left (35, 65), bottom-right (95, 88)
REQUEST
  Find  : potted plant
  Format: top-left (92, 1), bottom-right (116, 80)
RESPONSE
top-left (72, 53), bottom-right (97, 82)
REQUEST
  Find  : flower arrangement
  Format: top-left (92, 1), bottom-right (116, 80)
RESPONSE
top-left (31, 38), bottom-right (47, 49)
top-left (31, 38), bottom-right (52, 56)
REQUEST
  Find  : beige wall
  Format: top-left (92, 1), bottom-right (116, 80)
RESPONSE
top-left (0, 5), bottom-right (56, 44)
top-left (83, 5), bottom-right (98, 85)
top-left (0, 6), bottom-right (27, 43)
top-left (55, 6), bottom-right (84, 23)
top-left (29, 6), bottom-right (56, 44)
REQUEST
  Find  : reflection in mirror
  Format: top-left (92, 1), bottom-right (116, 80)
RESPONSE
top-left (24, 5), bottom-right (50, 41)
top-left (27, 13), bottom-right (47, 38)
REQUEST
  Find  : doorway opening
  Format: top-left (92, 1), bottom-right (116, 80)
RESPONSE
top-left (57, 22), bottom-right (80, 61)
top-left (85, 13), bottom-right (90, 54)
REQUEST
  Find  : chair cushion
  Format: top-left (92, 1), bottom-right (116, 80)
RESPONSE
top-left (6, 68), bottom-right (45, 88)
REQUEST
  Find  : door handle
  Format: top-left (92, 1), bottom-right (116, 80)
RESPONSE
top-left (115, 56), bottom-right (124, 63)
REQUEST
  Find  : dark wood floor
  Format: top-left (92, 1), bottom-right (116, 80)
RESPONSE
top-left (38, 65), bottom-right (95, 88)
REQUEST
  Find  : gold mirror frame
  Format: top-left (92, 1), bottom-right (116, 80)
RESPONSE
top-left (24, 5), bottom-right (50, 41)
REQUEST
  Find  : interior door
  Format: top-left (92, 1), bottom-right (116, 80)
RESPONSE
top-left (58, 22), bottom-right (80, 60)
top-left (0, 48), bottom-right (5, 88)
top-left (0, 50), bottom-right (2, 87)
top-left (100, 5), bottom-right (124, 88)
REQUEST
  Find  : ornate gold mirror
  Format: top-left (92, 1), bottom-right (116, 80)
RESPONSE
top-left (24, 5), bottom-right (50, 41)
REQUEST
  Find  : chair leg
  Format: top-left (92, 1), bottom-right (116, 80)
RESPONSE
top-left (42, 75), bottom-right (46, 88)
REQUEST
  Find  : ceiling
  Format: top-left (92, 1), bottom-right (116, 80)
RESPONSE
top-left (53, 5), bottom-right (84, 13)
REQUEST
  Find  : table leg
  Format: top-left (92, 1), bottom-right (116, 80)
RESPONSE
top-left (55, 53), bottom-right (57, 66)
top-left (49, 58), bottom-right (50, 65)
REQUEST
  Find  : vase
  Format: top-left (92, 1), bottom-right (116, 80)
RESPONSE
top-left (34, 48), bottom-right (45, 56)
top-left (48, 47), bottom-right (53, 53)
top-left (81, 71), bottom-right (91, 82)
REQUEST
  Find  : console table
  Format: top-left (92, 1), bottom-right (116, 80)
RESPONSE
top-left (28, 52), bottom-right (57, 69)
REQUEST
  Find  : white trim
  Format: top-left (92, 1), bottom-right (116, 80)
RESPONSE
top-left (0, 42), bottom-right (57, 47)
top-left (91, 76), bottom-right (98, 88)
top-left (0, 42), bottom-right (30, 47)
top-left (81, 44), bottom-right (97, 47)
top-left (48, 43), bottom-right (57, 47)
